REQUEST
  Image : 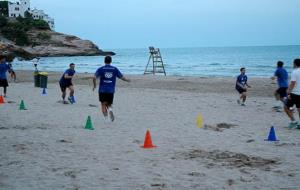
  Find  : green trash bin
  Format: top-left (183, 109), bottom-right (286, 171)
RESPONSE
top-left (39, 72), bottom-right (48, 88)
top-left (34, 71), bottom-right (40, 87)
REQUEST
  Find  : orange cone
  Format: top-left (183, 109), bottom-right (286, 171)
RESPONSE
top-left (0, 95), bottom-right (5, 104)
top-left (141, 130), bottom-right (156, 149)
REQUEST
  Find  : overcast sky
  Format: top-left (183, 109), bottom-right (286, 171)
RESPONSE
top-left (29, 0), bottom-right (300, 49)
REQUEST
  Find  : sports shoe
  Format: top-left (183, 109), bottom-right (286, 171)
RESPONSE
top-left (68, 97), bottom-right (74, 104)
top-left (288, 121), bottom-right (298, 129)
top-left (296, 122), bottom-right (300, 129)
top-left (71, 96), bottom-right (76, 103)
top-left (241, 103), bottom-right (245, 106)
top-left (109, 110), bottom-right (115, 122)
top-left (104, 116), bottom-right (109, 123)
top-left (272, 106), bottom-right (281, 109)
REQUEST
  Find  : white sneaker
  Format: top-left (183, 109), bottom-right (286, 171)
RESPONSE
top-left (107, 107), bottom-right (115, 122)
top-left (103, 116), bottom-right (109, 123)
top-left (288, 121), bottom-right (298, 129)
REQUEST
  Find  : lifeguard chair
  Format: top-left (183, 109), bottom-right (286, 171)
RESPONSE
top-left (144, 47), bottom-right (166, 76)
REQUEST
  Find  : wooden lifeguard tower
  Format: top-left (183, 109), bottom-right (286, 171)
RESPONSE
top-left (144, 47), bottom-right (166, 76)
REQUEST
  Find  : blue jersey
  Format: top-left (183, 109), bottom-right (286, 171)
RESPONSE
top-left (274, 68), bottom-right (288, 88)
top-left (236, 74), bottom-right (248, 89)
top-left (95, 65), bottom-right (123, 93)
top-left (59, 69), bottom-right (75, 85)
top-left (0, 62), bottom-right (10, 79)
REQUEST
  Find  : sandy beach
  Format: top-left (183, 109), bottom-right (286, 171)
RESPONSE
top-left (1, 70), bottom-right (300, 190)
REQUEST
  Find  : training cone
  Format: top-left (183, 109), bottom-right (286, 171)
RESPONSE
top-left (265, 126), bottom-right (279, 141)
top-left (42, 88), bottom-right (47, 95)
top-left (85, 116), bottom-right (94, 130)
top-left (0, 95), bottom-right (5, 104)
top-left (196, 114), bottom-right (203, 128)
top-left (141, 130), bottom-right (156, 149)
top-left (19, 100), bottom-right (27, 110)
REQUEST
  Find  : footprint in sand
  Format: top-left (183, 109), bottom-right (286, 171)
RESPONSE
top-left (203, 123), bottom-right (237, 132)
top-left (88, 104), bottom-right (98, 107)
top-left (57, 139), bottom-right (72, 143)
top-left (175, 149), bottom-right (279, 170)
top-left (12, 144), bottom-right (27, 151)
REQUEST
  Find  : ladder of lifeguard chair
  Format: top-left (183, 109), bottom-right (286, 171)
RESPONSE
top-left (144, 47), bottom-right (166, 76)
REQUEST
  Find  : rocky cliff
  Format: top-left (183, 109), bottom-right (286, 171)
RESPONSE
top-left (0, 29), bottom-right (115, 60)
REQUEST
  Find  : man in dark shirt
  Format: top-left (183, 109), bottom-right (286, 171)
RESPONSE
top-left (236, 67), bottom-right (251, 106)
top-left (93, 56), bottom-right (130, 122)
top-left (59, 63), bottom-right (76, 104)
top-left (271, 61), bottom-right (288, 109)
top-left (0, 55), bottom-right (11, 97)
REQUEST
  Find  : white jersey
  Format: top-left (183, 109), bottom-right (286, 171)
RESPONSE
top-left (291, 68), bottom-right (300, 95)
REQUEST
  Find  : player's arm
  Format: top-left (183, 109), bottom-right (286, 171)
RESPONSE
top-left (287, 81), bottom-right (296, 95)
top-left (92, 76), bottom-right (97, 91)
top-left (64, 74), bottom-right (73, 79)
top-left (121, 76), bottom-right (130, 82)
top-left (271, 71), bottom-right (278, 80)
top-left (246, 82), bottom-right (251, 88)
top-left (236, 81), bottom-right (245, 89)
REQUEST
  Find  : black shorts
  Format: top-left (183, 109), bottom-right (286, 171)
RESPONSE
top-left (59, 82), bottom-right (73, 92)
top-left (99, 93), bottom-right (114, 105)
top-left (286, 93), bottom-right (300, 108)
top-left (0, 79), bottom-right (8, 87)
top-left (276, 87), bottom-right (288, 98)
top-left (236, 87), bottom-right (246, 94)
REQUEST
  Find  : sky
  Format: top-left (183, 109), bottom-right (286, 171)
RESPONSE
top-left (28, 0), bottom-right (300, 49)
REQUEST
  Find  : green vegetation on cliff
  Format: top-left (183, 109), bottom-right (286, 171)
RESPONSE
top-left (0, 1), bottom-right (8, 17)
top-left (0, 12), bottom-right (50, 46)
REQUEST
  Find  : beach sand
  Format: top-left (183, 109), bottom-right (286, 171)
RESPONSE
top-left (1, 71), bottom-right (300, 190)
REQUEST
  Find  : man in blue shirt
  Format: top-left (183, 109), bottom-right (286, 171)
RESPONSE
top-left (0, 55), bottom-right (11, 97)
top-left (271, 61), bottom-right (288, 107)
top-left (93, 56), bottom-right (130, 122)
top-left (236, 67), bottom-right (251, 106)
top-left (59, 63), bottom-right (76, 104)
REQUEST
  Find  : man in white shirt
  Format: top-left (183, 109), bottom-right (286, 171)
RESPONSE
top-left (285, 59), bottom-right (300, 128)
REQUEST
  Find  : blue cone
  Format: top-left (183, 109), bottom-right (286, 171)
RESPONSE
top-left (265, 126), bottom-right (279, 141)
top-left (42, 88), bottom-right (47, 95)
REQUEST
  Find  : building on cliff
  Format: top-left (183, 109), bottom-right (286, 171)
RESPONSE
top-left (0, 0), bottom-right (55, 30)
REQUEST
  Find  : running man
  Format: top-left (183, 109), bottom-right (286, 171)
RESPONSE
top-left (93, 56), bottom-right (130, 122)
top-left (271, 61), bottom-right (288, 110)
top-left (59, 63), bottom-right (76, 104)
top-left (236, 67), bottom-right (251, 106)
top-left (284, 59), bottom-right (300, 129)
top-left (0, 55), bottom-right (11, 97)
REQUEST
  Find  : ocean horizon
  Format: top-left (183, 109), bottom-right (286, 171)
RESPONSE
top-left (12, 45), bottom-right (300, 77)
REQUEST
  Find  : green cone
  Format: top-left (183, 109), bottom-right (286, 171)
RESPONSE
top-left (85, 116), bottom-right (94, 130)
top-left (19, 100), bottom-right (27, 110)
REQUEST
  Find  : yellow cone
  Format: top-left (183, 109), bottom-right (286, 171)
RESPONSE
top-left (196, 114), bottom-right (203, 128)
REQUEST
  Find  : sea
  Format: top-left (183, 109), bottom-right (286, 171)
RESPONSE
top-left (11, 45), bottom-right (300, 77)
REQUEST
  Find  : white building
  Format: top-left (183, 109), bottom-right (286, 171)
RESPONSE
top-left (8, 0), bottom-right (30, 18)
top-left (30, 8), bottom-right (55, 30)
top-left (7, 0), bottom-right (55, 30)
